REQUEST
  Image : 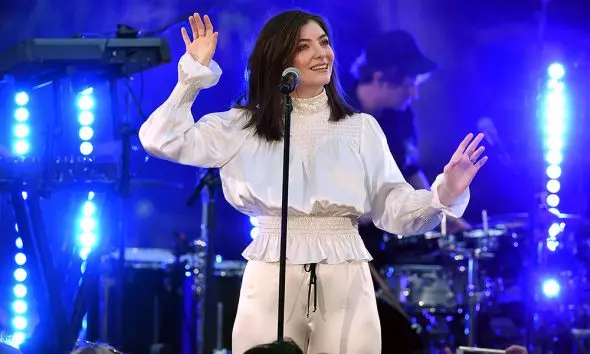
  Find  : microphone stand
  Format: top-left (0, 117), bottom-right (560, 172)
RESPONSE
top-left (186, 168), bottom-right (220, 354)
top-left (277, 94), bottom-right (293, 341)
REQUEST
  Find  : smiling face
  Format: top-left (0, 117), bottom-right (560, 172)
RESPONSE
top-left (291, 20), bottom-right (335, 98)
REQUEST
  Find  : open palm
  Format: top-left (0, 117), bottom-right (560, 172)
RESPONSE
top-left (439, 133), bottom-right (488, 205)
top-left (181, 13), bottom-right (218, 67)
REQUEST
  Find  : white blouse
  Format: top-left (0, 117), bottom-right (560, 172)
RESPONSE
top-left (139, 53), bottom-right (470, 265)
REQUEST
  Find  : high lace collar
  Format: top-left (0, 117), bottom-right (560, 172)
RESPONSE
top-left (291, 90), bottom-right (329, 116)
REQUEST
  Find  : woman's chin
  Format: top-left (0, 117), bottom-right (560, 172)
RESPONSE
top-left (303, 72), bottom-right (331, 86)
top-left (315, 73), bottom-right (332, 86)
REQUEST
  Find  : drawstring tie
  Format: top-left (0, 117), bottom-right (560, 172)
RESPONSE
top-left (304, 263), bottom-right (318, 317)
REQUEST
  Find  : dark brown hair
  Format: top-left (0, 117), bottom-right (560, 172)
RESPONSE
top-left (244, 338), bottom-right (303, 354)
top-left (235, 10), bottom-right (354, 141)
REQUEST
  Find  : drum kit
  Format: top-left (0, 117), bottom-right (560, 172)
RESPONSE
top-left (83, 205), bottom-right (589, 354)
top-left (373, 208), bottom-right (590, 353)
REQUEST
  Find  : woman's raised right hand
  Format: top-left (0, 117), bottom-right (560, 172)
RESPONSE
top-left (181, 13), bottom-right (218, 67)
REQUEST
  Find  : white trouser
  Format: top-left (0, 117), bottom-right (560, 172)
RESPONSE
top-left (232, 260), bottom-right (381, 354)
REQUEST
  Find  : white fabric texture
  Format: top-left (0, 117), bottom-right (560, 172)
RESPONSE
top-left (231, 260), bottom-right (381, 354)
top-left (138, 53), bottom-right (470, 265)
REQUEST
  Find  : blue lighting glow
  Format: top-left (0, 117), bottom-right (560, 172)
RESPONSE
top-left (10, 92), bottom-right (30, 347)
top-left (542, 62), bottom-right (567, 251)
top-left (547, 63), bottom-right (565, 80)
top-left (542, 278), bottom-right (560, 298)
top-left (12, 92), bottom-right (31, 157)
top-left (75, 88), bottom-right (98, 340)
top-left (249, 216), bottom-right (258, 239)
top-left (78, 191), bottom-right (97, 262)
top-left (77, 88), bottom-right (95, 156)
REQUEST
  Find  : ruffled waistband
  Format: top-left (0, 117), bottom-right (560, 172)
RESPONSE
top-left (242, 216), bottom-right (373, 265)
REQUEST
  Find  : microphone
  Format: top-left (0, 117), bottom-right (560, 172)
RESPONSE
top-left (279, 67), bottom-right (301, 94)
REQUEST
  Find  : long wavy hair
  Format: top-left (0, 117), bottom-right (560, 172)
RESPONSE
top-left (235, 10), bottom-right (354, 141)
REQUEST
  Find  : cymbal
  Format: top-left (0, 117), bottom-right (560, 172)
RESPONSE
top-left (472, 211), bottom-right (589, 229)
top-left (464, 228), bottom-right (507, 238)
top-left (488, 211), bottom-right (586, 221)
top-left (486, 213), bottom-right (529, 220)
top-left (469, 220), bottom-right (528, 231)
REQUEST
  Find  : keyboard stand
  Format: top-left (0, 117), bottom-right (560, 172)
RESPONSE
top-left (8, 187), bottom-right (70, 353)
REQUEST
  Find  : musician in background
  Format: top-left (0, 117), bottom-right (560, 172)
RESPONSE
top-left (349, 30), bottom-right (471, 238)
top-left (348, 30), bottom-right (472, 353)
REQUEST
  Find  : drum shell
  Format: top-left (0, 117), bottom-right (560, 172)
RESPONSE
top-left (382, 264), bottom-right (459, 312)
top-left (376, 295), bottom-right (426, 354)
top-left (210, 260), bottom-right (245, 350)
top-left (88, 248), bottom-right (197, 354)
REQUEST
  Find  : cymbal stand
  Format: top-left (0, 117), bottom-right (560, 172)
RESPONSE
top-left (463, 210), bottom-right (489, 347)
top-left (465, 249), bottom-right (481, 347)
top-left (8, 187), bottom-right (70, 353)
top-left (187, 168), bottom-right (221, 354)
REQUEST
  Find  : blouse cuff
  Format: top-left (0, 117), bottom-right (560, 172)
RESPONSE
top-left (430, 174), bottom-right (470, 218)
top-left (178, 52), bottom-right (222, 88)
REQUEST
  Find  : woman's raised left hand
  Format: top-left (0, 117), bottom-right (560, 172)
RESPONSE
top-left (437, 133), bottom-right (488, 206)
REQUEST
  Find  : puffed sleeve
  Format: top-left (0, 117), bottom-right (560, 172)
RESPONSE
top-left (360, 113), bottom-right (470, 236)
top-left (138, 53), bottom-right (249, 168)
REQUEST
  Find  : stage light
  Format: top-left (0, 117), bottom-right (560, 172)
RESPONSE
top-left (546, 180), bottom-right (561, 194)
top-left (11, 300), bottom-right (27, 314)
top-left (546, 194), bottom-right (560, 208)
top-left (14, 92), bottom-right (29, 106)
top-left (12, 141), bottom-right (29, 156)
top-left (250, 227), bottom-right (259, 239)
top-left (545, 151), bottom-right (563, 166)
top-left (79, 126), bottom-right (94, 141)
top-left (542, 278), bottom-right (560, 298)
top-left (78, 111), bottom-right (95, 125)
top-left (13, 124), bottom-right (30, 138)
top-left (77, 94), bottom-right (95, 111)
top-left (546, 165), bottom-right (561, 179)
top-left (14, 253), bottom-right (26, 266)
top-left (77, 88), bottom-right (95, 156)
top-left (79, 141), bottom-right (94, 155)
top-left (11, 317), bottom-right (27, 331)
top-left (542, 62), bottom-right (567, 251)
top-left (10, 332), bottom-right (26, 348)
top-left (76, 86), bottom-right (98, 274)
top-left (547, 63), bottom-right (565, 80)
top-left (14, 108), bottom-right (28, 122)
top-left (13, 285), bottom-right (26, 298)
top-left (12, 92), bottom-right (31, 157)
top-left (75, 88), bottom-right (100, 340)
top-left (13, 269), bottom-right (27, 282)
top-left (77, 191), bottom-right (97, 263)
top-left (249, 216), bottom-right (259, 239)
top-left (11, 191), bottom-right (28, 347)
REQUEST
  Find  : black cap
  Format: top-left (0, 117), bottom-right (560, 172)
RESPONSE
top-left (354, 30), bottom-right (437, 77)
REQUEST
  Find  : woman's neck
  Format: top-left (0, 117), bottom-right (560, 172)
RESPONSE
top-left (292, 85), bottom-right (325, 99)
